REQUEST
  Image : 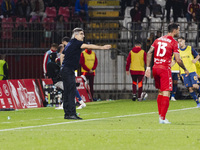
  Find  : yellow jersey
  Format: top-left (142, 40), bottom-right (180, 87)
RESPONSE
top-left (195, 61), bottom-right (200, 77)
top-left (179, 46), bottom-right (197, 74)
top-left (171, 55), bottom-right (179, 73)
top-left (130, 50), bottom-right (145, 71)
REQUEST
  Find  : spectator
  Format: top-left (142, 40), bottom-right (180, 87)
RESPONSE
top-left (138, 0), bottom-right (149, 21)
top-left (151, 1), bottom-right (162, 17)
top-left (30, 0), bottom-right (47, 21)
top-left (0, 54), bottom-right (9, 80)
top-left (30, 15), bottom-right (42, 48)
top-left (155, 30), bottom-right (162, 39)
top-left (43, 43), bottom-right (58, 78)
top-left (146, 32), bottom-right (155, 50)
top-left (1, 0), bottom-right (16, 17)
top-left (80, 48), bottom-right (98, 99)
top-left (57, 0), bottom-right (71, 7)
top-left (74, 0), bottom-right (89, 22)
top-left (174, 0), bottom-right (184, 22)
top-left (130, 1), bottom-right (142, 41)
top-left (181, 0), bottom-right (189, 17)
top-left (55, 15), bottom-right (65, 44)
top-left (126, 41), bottom-right (146, 101)
top-left (120, 0), bottom-right (132, 16)
top-left (165, 0), bottom-right (173, 22)
top-left (186, 0), bottom-right (200, 22)
top-left (166, 0), bottom-right (183, 22)
top-left (16, 0), bottom-right (31, 20)
top-left (43, 0), bottom-right (57, 8)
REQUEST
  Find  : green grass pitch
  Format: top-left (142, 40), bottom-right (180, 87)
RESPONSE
top-left (0, 99), bottom-right (200, 150)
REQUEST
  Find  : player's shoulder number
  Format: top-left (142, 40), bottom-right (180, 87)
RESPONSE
top-left (156, 42), bottom-right (167, 57)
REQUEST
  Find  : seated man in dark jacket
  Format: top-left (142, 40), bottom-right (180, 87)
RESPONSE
top-left (47, 52), bottom-right (62, 86)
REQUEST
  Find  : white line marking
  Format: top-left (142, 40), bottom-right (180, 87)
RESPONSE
top-left (0, 107), bottom-right (197, 132)
top-left (31, 119), bottom-right (41, 121)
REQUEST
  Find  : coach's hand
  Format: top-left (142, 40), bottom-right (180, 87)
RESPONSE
top-left (145, 67), bottom-right (151, 78)
top-left (101, 45), bottom-right (111, 50)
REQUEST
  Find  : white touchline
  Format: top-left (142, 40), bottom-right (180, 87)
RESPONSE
top-left (0, 107), bottom-right (197, 132)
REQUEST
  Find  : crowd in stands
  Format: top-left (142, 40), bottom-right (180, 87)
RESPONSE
top-left (122, 0), bottom-right (200, 23)
top-left (0, 0), bottom-right (89, 42)
top-left (121, 0), bottom-right (200, 47)
top-left (0, 0), bottom-right (88, 26)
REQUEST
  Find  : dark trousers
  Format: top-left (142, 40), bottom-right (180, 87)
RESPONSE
top-left (131, 75), bottom-right (144, 98)
top-left (61, 67), bottom-right (76, 117)
top-left (85, 75), bottom-right (94, 98)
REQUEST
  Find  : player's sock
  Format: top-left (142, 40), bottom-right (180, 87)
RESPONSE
top-left (171, 84), bottom-right (177, 98)
top-left (190, 92), bottom-right (199, 104)
top-left (161, 96), bottom-right (169, 120)
top-left (157, 95), bottom-right (163, 117)
top-left (197, 86), bottom-right (200, 96)
top-left (75, 89), bottom-right (82, 101)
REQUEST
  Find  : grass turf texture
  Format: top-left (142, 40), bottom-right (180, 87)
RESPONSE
top-left (0, 99), bottom-right (200, 150)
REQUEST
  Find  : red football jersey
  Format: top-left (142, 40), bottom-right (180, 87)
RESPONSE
top-left (152, 35), bottom-right (179, 68)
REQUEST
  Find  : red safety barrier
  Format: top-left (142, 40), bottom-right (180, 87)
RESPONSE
top-left (7, 79), bottom-right (43, 109)
top-left (0, 77), bottom-right (92, 109)
top-left (0, 80), bottom-right (15, 109)
top-left (76, 77), bottom-right (93, 102)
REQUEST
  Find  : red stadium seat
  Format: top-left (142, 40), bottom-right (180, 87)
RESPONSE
top-left (2, 17), bottom-right (13, 28)
top-left (58, 7), bottom-right (70, 20)
top-left (43, 17), bottom-right (55, 30)
top-left (1, 17), bottom-right (13, 39)
top-left (15, 17), bottom-right (27, 28)
top-left (45, 7), bottom-right (57, 19)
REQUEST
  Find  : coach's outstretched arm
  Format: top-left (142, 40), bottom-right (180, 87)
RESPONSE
top-left (145, 46), bottom-right (154, 78)
top-left (81, 44), bottom-right (111, 50)
top-left (174, 53), bottom-right (189, 76)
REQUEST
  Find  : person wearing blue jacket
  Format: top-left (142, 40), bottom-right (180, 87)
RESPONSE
top-left (75, 0), bottom-right (89, 22)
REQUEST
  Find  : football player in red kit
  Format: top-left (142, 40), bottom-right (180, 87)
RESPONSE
top-left (145, 23), bottom-right (189, 124)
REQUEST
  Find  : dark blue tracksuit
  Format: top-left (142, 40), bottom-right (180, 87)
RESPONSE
top-left (61, 38), bottom-right (83, 117)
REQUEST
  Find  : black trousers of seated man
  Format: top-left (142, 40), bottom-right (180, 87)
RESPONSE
top-left (61, 67), bottom-right (76, 117)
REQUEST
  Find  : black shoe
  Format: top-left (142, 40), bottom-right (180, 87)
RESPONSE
top-left (64, 115), bottom-right (82, 120)
top-left (132, 94), bottom-right (137, 101)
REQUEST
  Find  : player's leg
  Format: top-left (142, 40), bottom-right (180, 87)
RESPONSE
top-left (152, 67), bottom-right (162, 119)
top-left (182, 73), bottom-right (199, 106)
top-left (137, 75), bottom-right (144, 101)
top-left (131, 75), bottom-right (137, 101)
top-left (86, 75), bottom-right (94, 98)
top-left (189, 72), bottom-right (200, 106)
top-left (76, 89), bottom-right (86, 109)
top-left (171, 73), bottom-right (178, 101)
top-left (159, 68), bottom-right (172, 124)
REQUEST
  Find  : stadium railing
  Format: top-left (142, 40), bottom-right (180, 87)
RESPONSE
top-left (0, 20), bottom-right (199, 100)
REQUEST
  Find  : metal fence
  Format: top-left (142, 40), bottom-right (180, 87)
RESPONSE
top-left (1, 20), bottom-right (198, 100)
